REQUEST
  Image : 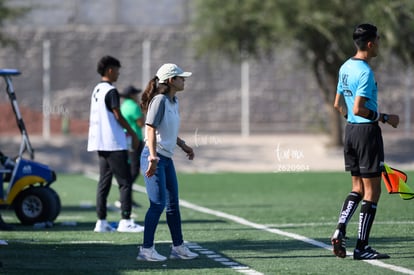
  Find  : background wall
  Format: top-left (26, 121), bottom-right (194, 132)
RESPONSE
top-left (0, 0), bottom-right (411, 136)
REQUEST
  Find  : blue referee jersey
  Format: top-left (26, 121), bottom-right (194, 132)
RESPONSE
top-left (337, 58), bottom-right (378, 123)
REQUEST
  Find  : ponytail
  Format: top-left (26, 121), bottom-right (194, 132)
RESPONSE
top-left (140, 76), bottom-right (171, 113)
top-left (141, 76), bottom-right (158, 113)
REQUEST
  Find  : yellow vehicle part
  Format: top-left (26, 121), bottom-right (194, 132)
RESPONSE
top-left (6, 176), bottom-right (47, 204)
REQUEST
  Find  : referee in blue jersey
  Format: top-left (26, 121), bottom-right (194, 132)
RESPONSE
top-left (331, 23), bottom-right (399, 260)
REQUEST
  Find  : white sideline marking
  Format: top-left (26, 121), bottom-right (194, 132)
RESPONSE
top-left (86, 173), bottom-right (262, 275)
top-left (86, 174), bottom-right (414, 274)
top-left (132, 184), bottom-right (263, 275)
top-left (67, 241), bottom-right (114, 244)
top-left (188, 243), bottom-right (261, 274)
top-left (176, 198), bottom-right (414, 275)
top-left (133, 184), bottom-right (414, 275)
top-left (264, 221), bottom-right (414, 228)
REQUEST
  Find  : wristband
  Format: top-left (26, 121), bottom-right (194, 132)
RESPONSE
top-left (148, 156), bottom-right (160, 162)
top-left (374, 111), bottom-right (380, 121)
top-left (367, 110), bottom-right (379, 121)
top-left (381, 113), bottom-right (389, 123)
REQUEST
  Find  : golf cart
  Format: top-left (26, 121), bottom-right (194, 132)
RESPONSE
top-left (0, 69), bottom-right (61, 225)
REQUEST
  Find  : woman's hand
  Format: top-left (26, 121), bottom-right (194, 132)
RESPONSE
top-left (145, 157), bottom-right (159, 177)
top-left (181, 144), bottom-right (195, 160)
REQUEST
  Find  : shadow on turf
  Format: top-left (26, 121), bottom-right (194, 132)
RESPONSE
top-left (0, 242), bottom-right (225, 274)
top-left (1, 204), bottom-right (228, 232)
top-left (9, 220), bottom-right (228, 232)
top-left (2, 236), bottom-right (413, 273)
top-left (334, 236), bottom-right (414, 259)
top-left (199, 236), bottom-right (414, 260)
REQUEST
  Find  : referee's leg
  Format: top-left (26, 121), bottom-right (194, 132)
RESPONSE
top-left (361, 177), bottom-right (381, 203)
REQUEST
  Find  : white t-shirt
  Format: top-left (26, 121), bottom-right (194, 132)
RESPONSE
top-left (145, 94), bottom-right (180, 158)
top-left (87, 82), bottom-right (127, 151)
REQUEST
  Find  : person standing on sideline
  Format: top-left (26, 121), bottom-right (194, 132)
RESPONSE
top-left (119, 85), bottom-right (145, 207)
top-left (87, 55), bottom-right (144, 233)
top-left (136, 63), bottom-right (198, 261)
top-left (331, 23), bottom-right (399, 260)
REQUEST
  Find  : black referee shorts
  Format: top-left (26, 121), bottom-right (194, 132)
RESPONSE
top-left (344, 122), bottom-right (384, 178)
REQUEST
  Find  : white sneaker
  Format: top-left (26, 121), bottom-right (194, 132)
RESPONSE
top-left (117, 219), bottom-right (144, 233)
top-left (93, 220), bottom-right (115, 233)
top-left (136, 246), bottom-right (167, 261)
top-left (170, 243), bottom-right (199, 259)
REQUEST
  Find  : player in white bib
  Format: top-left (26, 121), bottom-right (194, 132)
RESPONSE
top-left (88, 56), bottom-right (144, 233)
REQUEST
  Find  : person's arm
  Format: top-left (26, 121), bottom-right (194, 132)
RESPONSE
top-left (134, 104), bottom-right (145, 128)
top-left (136, 117), bottom-right (145, 128)
top-left (354, 96), bottom-right (399, 128)
top-left (112, 107), bottom-right (139, 149)
top-left (143, 95), bottom-right (166, 177)
top-left (145, 125), bottom-right (159, 177)
top-left (333, 93), bottom-right (347, 118)
top-left (177, 137), bottom-right (194, 160)
top-left (107, 90), bottom-right (139, 149)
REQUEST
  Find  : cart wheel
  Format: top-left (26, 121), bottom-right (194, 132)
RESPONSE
top-left (13, 186), bottom-right (59, 225)
top-left (43, 187), bottom-right (61, 222)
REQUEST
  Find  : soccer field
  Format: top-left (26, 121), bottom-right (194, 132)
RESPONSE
top-left (1, 172), bottom-right (413, 274)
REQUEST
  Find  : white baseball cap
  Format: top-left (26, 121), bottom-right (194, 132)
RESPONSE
top-left (156, 63), bottom-right (192, 83)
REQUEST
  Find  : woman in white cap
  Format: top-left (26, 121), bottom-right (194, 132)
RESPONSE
top-left (136, 64), bottom-right (198, 261)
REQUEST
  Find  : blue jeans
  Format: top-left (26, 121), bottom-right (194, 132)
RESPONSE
top-left (140, 146), bottom-right (183, 248)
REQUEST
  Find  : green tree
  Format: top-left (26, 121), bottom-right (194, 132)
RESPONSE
top-left (0, 0), bottom-right (29, 46)
top-left (192, 0), bottom-right (281, 61)
top-left (192, 0), bottom-right (414, 145)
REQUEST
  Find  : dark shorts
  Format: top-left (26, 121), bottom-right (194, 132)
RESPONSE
top-left (344, 122), bottom-right (384, 178)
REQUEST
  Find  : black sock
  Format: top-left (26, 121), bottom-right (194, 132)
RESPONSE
top-left (356, 200), bottom-right (377, 250)
top-left (122, 211), bottom-right (131, 220)
top-left (336, 192), bottom-right (362, 235)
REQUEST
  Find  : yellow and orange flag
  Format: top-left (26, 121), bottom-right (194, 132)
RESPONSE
top-left (382, 163), bottom-right (414, 200)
